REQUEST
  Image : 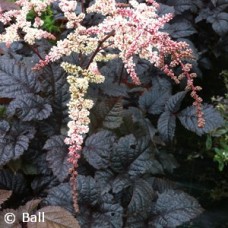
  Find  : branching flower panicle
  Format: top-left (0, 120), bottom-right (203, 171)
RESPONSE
top-left (32, 0), bottom-right (204, 127)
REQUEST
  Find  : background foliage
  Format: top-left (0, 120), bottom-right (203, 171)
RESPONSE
top-left (0, 0), bottom-right (227, 227)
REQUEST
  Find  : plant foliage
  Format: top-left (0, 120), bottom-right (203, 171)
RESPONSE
top-left (0, 0), bottom-right (226, 227)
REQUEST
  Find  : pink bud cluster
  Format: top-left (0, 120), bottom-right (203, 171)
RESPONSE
top-left (59, 1), bottom-right (85, 29)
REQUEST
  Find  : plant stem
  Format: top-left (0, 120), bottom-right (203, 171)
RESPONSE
top-left (118, 63), bottom-right (124, 85)
top-left (29, 45), bottom-right (44, 60)
top-left (85, 30), bottom-right (115, 69)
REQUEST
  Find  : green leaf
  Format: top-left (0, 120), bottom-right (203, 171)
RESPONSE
top-left (26, 9), bottom-right (36, 21)
top-left (0, 105), bottom-right (6, 118)
top-left (214, 146), bottom-right (228, 171)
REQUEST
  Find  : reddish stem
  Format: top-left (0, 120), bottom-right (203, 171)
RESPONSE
top-left (85, 30), bottom-right (115, 69)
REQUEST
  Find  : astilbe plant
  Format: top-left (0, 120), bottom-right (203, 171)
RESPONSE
top-left (0, 0), bottom-right (222, 216)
